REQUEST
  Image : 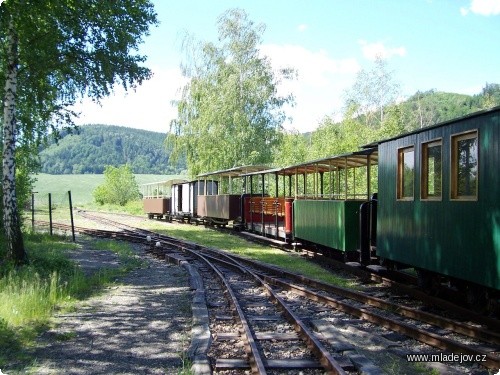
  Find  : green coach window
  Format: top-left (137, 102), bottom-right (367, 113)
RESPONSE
top-left (421, 140), bottom-right (442, 200)
top-left (451, 130), bottom-right (478, 200)
top-left (397, 146), bottom-right (414, 200)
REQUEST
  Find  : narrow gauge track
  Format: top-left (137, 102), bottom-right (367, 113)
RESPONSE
top-left (73, 212), bottom-right (345, 373)
top-left (71, 209), bottom-right (495, 321)
top-left (210, 223), bottom-right (500, 323)
top-left (56, 212), bottom-right (500, 371)
top-left (186, 247), bottom-right (345, 373)
top-left (146, 211), bottom-right (495, 324)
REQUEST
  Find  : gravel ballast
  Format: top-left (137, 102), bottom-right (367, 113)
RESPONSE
top-left (27, 239), bottom-right (192, 375)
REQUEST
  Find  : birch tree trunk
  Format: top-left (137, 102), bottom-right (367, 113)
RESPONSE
top-left (2, 17), bottom-right (26, 264)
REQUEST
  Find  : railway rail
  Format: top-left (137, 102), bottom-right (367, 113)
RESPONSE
top-left (38, 212), bottom-right (500, 372)
top-left (201, 219), bottom-right (500, 324)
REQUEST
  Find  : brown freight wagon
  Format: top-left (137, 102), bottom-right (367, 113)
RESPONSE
top-left (141, 179), bottom-right (187, 219)
top-left (196, 165), bottom-right (269, 226)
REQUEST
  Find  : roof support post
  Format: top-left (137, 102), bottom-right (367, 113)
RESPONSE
top-left (354, 165), bottom-right (356, 199)
top-left (295, 168), bottom-right (298, 198)
top-left (320, 171), bottom-right (324, 198)
top-left (274, 172), bottom-right (279, 239)
top-left (312, 164), bottom-right (316, 199)
top-left (303, 173), bottom-right (306, 198)
top-left (367, 154), bottom-right (371, 200)
top-left (344, 157), bottom-right (348, 200)
top-left (275, 173), bottom-right (278, 198)
top-left (250, 174), bottom-right (254, 231)
top-left (329, 159), bottom-right (333, 199)
top-left (261, 173), bottom-right (265, 236)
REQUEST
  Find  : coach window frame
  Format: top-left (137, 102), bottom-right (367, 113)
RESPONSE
top-left (421, 138), bottom-right (443, 201)
top-left (397, 145), bottom-right (415, 201)
top-left (450, 129), bottom-right (479, 201)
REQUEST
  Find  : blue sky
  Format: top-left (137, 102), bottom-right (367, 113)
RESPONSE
top-left (75, 0), bottom-right (500, 133)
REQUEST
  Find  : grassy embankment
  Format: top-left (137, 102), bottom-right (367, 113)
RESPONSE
top-left (144, 220), bottom-right (357, 289)
top-left (31, 173), bottom-right (357, 289)
top-left (2, 172), bottom-right (181, 371)
top-left (0, 232), bottom-right (142, 370)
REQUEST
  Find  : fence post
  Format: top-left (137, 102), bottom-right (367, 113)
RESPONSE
top-left (68, 191), bottom-right (75, 242)
top-left (31, 192), bottom-right (35, 230)
top-left (48, 193), bottom-right (53, 236)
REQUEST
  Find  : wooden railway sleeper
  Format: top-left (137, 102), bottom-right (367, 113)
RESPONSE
top-left (263, 276), bottom-right (500, 370)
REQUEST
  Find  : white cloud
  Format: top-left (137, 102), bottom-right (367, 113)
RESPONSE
top-left (358, 40), bottom-right (407, 61)
top-left (260, 44), bottom-right (360, 132)
top-left (73, 66), bottom-right (187, 133)
top-left (261, 44), bottom-right (359, 87)
top-left (74, 45), bottom-right (360, 134)
top-left (461, 0), bottom-right (500, 15)
top-left (297, 24), bottom-right (308, 32)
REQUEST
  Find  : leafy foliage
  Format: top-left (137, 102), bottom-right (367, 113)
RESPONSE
top-left (273, 130), bottom-right (310, 166)
top-left (169, 9), bottom-right (294, 177)
top-left (93, 165), bottom-right (140, 206)
top-left (39, 125), bottom-right (186, 174)
top-left (273, 82), bottom-right (500, 167)
top-left (344, 57), bottom-right (401, 128)
top-left (399, 88), bottom-right (500, 130)
top-left (1, 0), bottom-right (158, 173)
top-left (1, 0), bottom-right (158, 264)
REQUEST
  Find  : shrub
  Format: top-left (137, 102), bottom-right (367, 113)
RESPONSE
top-left (92, 165), bottom-right (140, 206)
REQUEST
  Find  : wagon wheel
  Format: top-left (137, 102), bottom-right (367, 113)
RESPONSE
top-left (416, 269), bottom-right (440, 295)
top-left (465, 284), bottom-right (488, 313)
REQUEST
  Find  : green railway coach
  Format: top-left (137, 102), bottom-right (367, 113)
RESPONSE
top-left (375, 106), bottom-right (500, 292)
top-left (289, 149), bottom-right (378, 258)
top-left (293, 199), bottom-right (361, 253)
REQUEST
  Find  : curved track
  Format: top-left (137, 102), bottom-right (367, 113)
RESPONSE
top-left (40, 212), bottom-right (500, 372)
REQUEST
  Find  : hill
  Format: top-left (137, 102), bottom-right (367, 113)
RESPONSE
top-left (39, 125), bottom-right (186, 174)
top-left (39, 85), bottom-right (500, 175)
top-left (398, 87), bottom-right (500, 130)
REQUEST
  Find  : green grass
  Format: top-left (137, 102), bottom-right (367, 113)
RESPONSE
top-left (0, 232), bottom-right (142, 370)
top-left (81, 199), bottom-right (145, 216)
top-left (144, 221), bottom-right (355, 288)
top-left (31, 173), bottom-right (186, 207)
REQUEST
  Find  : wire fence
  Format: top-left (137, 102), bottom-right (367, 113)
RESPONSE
top-left (27, 190), bottom-right (76, 241)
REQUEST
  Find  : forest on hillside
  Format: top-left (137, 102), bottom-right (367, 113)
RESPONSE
top-left (38, 86), bottom-right (500, 176)
top-left (39, 125), bottom-right (186, 174)
top-left (273, 84), bottom-right (500, 168)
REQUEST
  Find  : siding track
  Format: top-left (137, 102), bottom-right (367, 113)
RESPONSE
top-left (38, 212), bottom-right (500, 373)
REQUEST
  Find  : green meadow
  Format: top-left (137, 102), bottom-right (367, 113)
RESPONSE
top-left (31, 173), bottom-right (186, 207)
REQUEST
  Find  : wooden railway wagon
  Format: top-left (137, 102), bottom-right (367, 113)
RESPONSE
top-left (241, 167), bottom-right (292, 240)
top-left (170, 180), bottom-right (218, 223)
top-left (374, 106), bottom-right (500, 299)
top-left (291, 149), bottom-right (377, 261)
top-left (241, 148), bottom-right (378, 259)
top-left (141, 179), bottom-right (186, 219)
top-left (196, 166), bottom-right (269, 226)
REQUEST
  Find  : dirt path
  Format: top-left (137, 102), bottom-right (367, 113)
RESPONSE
top-left (25, 238), bottom-right (192, 375)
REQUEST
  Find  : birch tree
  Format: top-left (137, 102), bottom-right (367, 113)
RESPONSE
top-left (344, 56), bottom-right (400, 128)
top-left (169, 9), bottom-right (294, 177)
top-left (0, 0), bottom-right (158, 264)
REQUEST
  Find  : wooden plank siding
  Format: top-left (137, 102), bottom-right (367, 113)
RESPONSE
top-left (197, 194), bottom-right (241, 220)
top-left (143, 198), bottom-right (170, 215)
top-left (377, 108), bottom-right (500, 290)
top-left (293, 199), bottom-right (362, 253)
